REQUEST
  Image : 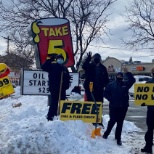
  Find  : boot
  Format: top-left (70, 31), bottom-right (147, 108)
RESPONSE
top-left (117, 139), bottom-right (122, 146)
top-left (102, 133), bottom-right (108, 139)
top-left (141, 146), bottom-right (152, 153)
top-left (46, 115), bottom-right (53, 121)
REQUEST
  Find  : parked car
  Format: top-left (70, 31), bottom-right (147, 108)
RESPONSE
top-left (129, 75), bottom-right (152, 97)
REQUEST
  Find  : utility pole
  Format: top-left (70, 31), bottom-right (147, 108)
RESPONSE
top-left (2, 36), bottom-right (11, 54)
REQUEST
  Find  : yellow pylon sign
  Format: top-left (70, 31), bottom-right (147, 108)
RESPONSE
top-left (0, 63), bottom-right (14, 98)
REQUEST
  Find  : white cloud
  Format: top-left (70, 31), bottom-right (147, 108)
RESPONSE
top-left (107, 16), bottom-right (128, 30)
top-left (87, 0), bottom-right (154, 63)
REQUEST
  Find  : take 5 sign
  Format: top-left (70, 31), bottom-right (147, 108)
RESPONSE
top-left (30, 18), bottom-right (74, 67)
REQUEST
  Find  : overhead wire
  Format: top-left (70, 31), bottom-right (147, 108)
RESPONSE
top-left (72, 40), bottom-right (154, 59)
top-left (88, 44), bottom-right (154, 58)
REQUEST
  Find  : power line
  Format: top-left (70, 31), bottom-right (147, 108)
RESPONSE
top-left (89, 44), bottom-right (125, 50)
top-left (131, 55), bottom-right (154, 58)
top-left (89, 44), bottom-right (154, 51)
top-left (89, 44), bottom-right (154, 58)
top-left (72, 40), bottom-right (154, 59)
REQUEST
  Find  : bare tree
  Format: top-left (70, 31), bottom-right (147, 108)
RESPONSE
top-left (0, 52), bottom-right (34, 70)
top-left (124, 0), bottom-right (154, 50)
top-left (69, 0), bottom-right (116, 70)
top-left (0, 0), bottom-right (116, 71)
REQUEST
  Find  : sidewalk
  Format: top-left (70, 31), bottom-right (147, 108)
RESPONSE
top-left (126, 132), bottom-right (154, 154)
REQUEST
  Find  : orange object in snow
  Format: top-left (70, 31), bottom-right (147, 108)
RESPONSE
top-left (89, 82), bottom-right (102, 139)
top-left (91, 127), bottom-right (102, 138)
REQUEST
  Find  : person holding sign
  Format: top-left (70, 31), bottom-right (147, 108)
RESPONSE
top-left (82, 52), bottom-right (109, 102)
top-left (141, 67), bottom-right (154, 154)
top-left (41, 54), bottom-right (70, 121)
top-left (103, 69), bottom-right (135, 145)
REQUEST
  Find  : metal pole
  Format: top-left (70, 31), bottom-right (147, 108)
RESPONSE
top-left (2, 36), bottom-right (11, 54)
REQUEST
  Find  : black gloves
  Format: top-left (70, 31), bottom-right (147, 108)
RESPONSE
top-left (49, 55), bottom-right (56, 62)
top-left (86, 52), bottom-right (92, 61)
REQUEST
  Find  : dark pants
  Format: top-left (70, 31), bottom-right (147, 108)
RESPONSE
top-left (85, 88), bottom-right (104, 102)
top-left (47, 89), bottom-right (66, 120)
top-left (144, 109), bottom-right (154, 148)
top-left (104, 106), bottom-right (128, 141)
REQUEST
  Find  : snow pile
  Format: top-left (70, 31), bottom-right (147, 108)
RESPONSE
top-left (0, 86), bottom-right (141, 154)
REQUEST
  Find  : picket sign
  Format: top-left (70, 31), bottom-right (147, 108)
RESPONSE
top-left (60, 100), bottom-right (102, 123)
top-left (134, 83), bottom-right (154, 105)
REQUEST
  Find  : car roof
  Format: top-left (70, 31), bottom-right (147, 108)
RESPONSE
top-left (134, 75), bottom-right (152, 78)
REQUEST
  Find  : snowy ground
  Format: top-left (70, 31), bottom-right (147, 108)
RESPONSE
top-left (0, 87), bottom-right (147, 154)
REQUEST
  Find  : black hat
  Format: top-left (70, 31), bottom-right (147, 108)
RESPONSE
top-left (93, 53), bottom-right (101, 59)
top-left (116, 72), bottom-right (123, 78)
top-left (56, 54), bottom-right (64, 60)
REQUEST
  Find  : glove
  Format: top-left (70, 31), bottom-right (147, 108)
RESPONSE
top-left (86, 52), bottom-right (92, 61)
top-left (49, 55), bottom-right (56, 62)
top-left (141, 103), bottom-right (146, 106)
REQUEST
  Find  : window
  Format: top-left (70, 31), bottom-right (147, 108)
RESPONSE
top-left (138, 77), bottom-right (151, 82)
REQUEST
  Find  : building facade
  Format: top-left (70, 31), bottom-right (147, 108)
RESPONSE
top-left (78, 56), bottom-right (154, 83)
top-left (103, 57), bottom-right (154, 80)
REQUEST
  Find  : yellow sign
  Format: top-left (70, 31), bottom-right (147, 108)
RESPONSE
top-left (134, 83), bottom-right (154, 105)
top-left (60, 101), bottom-right (102, 123)
top-left (0, 76), bottom-right (15, 98)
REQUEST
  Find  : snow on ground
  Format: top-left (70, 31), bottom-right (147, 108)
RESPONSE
top-left (0, 87), bottom-right (143, 154)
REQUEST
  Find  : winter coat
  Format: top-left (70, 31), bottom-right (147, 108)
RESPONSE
top-left (41, 59), bottom-right (70, 92)
top-left (146, 78), bottom-right (154, 110)
top-left (82, 58), bottom-right (109, 91)
top-left (104, 72), bottom-right (135, 108)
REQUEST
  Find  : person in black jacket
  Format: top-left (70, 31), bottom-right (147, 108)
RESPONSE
top-left (82, 52), bottom-right (109, 102)
top-left (103, 68), bottom-right (135, 145)
top-left (141, 67), bottom-right (154, 154)
top-left (41, 54), bottom-right (70, 121)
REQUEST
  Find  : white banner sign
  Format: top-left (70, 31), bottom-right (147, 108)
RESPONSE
top-left (21, 70), bottom-right (79, 95)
